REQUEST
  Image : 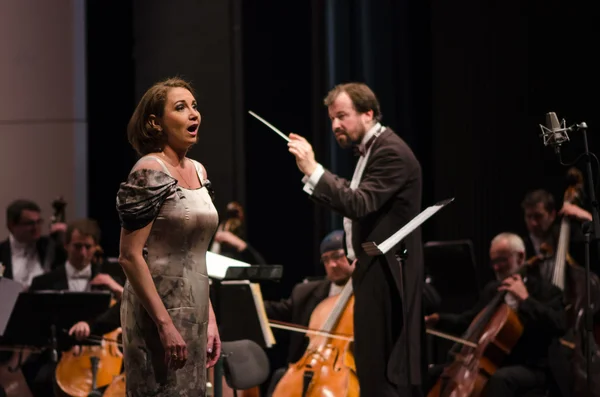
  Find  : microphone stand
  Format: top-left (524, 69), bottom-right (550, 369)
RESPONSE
top-left (567, 121), bottom-right (598, 394)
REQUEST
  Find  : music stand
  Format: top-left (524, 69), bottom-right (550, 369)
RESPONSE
top-left (362, 198), bottom-right (454, 388)
top-left (423, 239), bottom-right (480, 364)
top-left (207, 252), bottom-right (283, 397)
top-left (0, 290), bottom-right (112, 364)
top-left (0, 278), bottom-right (22, 336)
top-left (424, 240), bottom-right (480, 312)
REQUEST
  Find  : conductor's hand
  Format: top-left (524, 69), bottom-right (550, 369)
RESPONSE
top-left (424, 313), bottom-right (440, 328)
top-left (69, 321), bottom-right (91, 341)
top-left (206, 317), bottom-right (221, 368)
top-left (288, 133), bottom-right (318, 176)
top-left (498, 274), bottom-right (529, 301)
top-left (159, 322), bottom-right (187, 369)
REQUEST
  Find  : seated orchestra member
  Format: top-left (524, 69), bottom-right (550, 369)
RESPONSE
top-left (0, 199), bottom-right (67, 289)
top-left (263, 230), bottom-right (355, 396)
top-left (424, 232), bottom-right (568, 397)
top-left (521, 189), bottom-right (594, 275)
top-left (210, 201), bottom-right (267, 265)
top-left (68, 302), bottom-right (121, 343)
top-left (30, 218), bottom-right (123, 295)
top-left (21, 219), bottom-right (123, 397)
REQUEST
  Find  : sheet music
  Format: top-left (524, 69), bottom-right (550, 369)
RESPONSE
top-left (250, 283), bottom-right (276, 348)
top-left (376, 198), bottom-right (454, 254)
top-left (206, 252), bottom-right (250, 279)
top-left (221, 280), bottom-right (276, 347)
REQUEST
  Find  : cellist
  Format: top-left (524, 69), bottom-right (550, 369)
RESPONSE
top-left (263, 229), bottom-right (355, 395)
top-left (424, 232), bottom-right (568, 397)
top-left (25, 218), bottom-right (124, 397)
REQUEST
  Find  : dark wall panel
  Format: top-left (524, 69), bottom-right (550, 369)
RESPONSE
top-left (131, 0), bottom-right (244, 218)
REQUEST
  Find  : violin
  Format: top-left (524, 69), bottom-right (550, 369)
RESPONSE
top-left (54, 298), bottom-right (123, 397)
top-left (271, 279), bottom-right (358, 397)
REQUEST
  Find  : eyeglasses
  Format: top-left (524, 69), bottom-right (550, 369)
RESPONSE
top-left (321, 250), bottom-right (346, 263)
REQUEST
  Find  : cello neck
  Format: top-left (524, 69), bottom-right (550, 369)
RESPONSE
top-left (319, 279), bottom-right (354, 334)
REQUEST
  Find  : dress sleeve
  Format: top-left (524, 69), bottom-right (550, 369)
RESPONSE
top-left (116, 169), bottom-right (178, 231)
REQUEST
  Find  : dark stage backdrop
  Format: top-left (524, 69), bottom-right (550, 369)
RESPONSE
top-left (429, 0), bottom-right (600, 284)
top-left (87, 0), bottom-right (599, 293)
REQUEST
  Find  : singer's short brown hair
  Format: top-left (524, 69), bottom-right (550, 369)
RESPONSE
top-left (127, 77), bottom-right (196, 156)
top-left (324, 82), bottom-right (382, 122)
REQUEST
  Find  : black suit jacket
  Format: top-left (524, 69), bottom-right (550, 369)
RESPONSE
top-left (89, 302), bottom-right (121, 336)
top-left (308, 127), bottom-right (424, 386)
top-left (0, 236), bottom-right (65, 281)
top-left (264, 279), bottom-right (331, 363)
top-left (29, 263), bottom-right (103, 291)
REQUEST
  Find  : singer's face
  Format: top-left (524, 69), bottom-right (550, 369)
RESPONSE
top-left (490, 239), bottom-right (524, 280)
top-left (328, 92), bottom-right (373, 148)
top-left (65, 229), bottom-right (97, 270)
top-left (157, 87), bottom-right (201, 151)
top-left (524, 202), bottom-right (555, 238)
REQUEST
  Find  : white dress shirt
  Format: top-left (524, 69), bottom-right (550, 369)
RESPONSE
top-left (9, 233), bottom-right (44, 288)
top-left (328, 282), bottom-right (344, 297)
top-left (65, 261), bottom-right (92, 292)
top-left (302, 122), bottom-right (384, 260)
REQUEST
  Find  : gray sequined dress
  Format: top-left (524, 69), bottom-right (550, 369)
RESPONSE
top-left (116, 155), bottom-right (218, 397)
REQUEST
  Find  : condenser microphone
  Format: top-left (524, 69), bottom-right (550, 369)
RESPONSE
top-left (539, 112), bottom-right (570, 154)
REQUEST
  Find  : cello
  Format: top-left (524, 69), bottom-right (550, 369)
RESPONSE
top-left (271, 279), bottom-right (358, 397)
top-left (53, 297), bottom-right (123, 397)
top-left (544, 167), bottom-right (600, 396)
top-left (426, 254), bottom-right (549, 397)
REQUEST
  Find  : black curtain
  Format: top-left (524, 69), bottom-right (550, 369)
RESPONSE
top-left (430, 0), bottom-right (600, 283)
top-left (321, 0), bottom-right (434, 244)
top-left (86, 0), bottom-right (136, 257)
top-left (86, 0), bottom-right (600, 291)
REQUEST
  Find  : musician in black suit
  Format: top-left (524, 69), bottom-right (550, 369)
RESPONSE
top-left (0, 199), bottom-right (66, 288)
top-left (264, 230), bottom-right (355, 395)
top-left (425, 232), bottom-right (568, 397)
top-left (24, 218), bottom-right (123, 397)
top-left (288, 82), bottom-right (424, 396)
top-left (68, 303), bottom-right (121, 343)
top-left (520, 189), bottom-right (594, 276)
top-left (29, 218), bottom-right (123, 294)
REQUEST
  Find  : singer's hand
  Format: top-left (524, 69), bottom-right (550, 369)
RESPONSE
top-left (288, 133), bottom-right (318, 176)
